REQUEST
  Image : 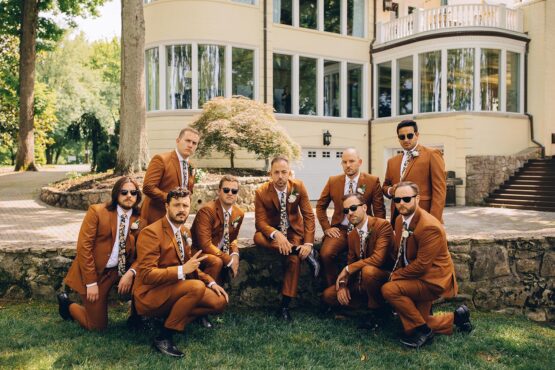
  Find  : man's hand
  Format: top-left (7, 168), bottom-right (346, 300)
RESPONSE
top-left (274, 232), bottom-right (293, 255)
top-left (296, 244), bottom-right (312, 260)
top-left (183, 250), bottom-right (208, 274)
top-left (210, 283), bottom-right (229, 303)
top-left (337, 287), bottom-right (351, 306)
top-left (117, 270), bottom-right (134, 294)
top-left (230, 255), bottom-right (240, 277)
top-left (324, 227), bottom-right (341, 239)
top-left (86, 285), bottom-right (99, 303)
top-left (335, 268), bottom-right (350, 291)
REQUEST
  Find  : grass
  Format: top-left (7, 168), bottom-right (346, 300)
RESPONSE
top-left (0, 301), bottom-right (553, 369)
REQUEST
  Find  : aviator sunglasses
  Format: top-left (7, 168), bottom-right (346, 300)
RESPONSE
top-left (398, 133), bottom-right (415, 140)
top-left (393, 195), bottom-right (417, 204)
top-left (222, 187), bottom-right (239, 195)
top-left (120, 190), bottom-right (139, 196)
top-left (342, 204), bottom-right (364, 214)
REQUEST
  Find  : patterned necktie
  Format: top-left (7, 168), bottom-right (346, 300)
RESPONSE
top-left (401, 151), bottom-right (413, 179)
top-left (117, 214), bottom-right (127, 276)
top-left (358, 229), bottom-right (366, 260)
top-left (279, 192), bottom-right (288, 234)
top-left (222, 211), bottom-right (230, 254)
top-left (391, 222), bottom-right (409, 278)
top-left (348, 181), bottom-right (354, 194)
top-left (175, 231), bottom-right (185, 262)
top-left (182, 160), bottom-right (189, 188)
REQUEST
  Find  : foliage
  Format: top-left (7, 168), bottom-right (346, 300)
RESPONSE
top-left (192, 96), bottom-right (301, 169)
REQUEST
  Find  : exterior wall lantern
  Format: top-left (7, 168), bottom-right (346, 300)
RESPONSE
top-left (323, 130), bottom-right (332, 146)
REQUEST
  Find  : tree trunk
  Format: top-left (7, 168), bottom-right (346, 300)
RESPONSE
top-left (115, 0), bottom-right (149, 175)
top-left (230, 152), bottom-right (235, 169)
top-left (14, 0), bottom-right (39, 171)
top-left (264, 157), bottom-right (269, 172)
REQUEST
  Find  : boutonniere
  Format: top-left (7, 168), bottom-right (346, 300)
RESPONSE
top-left (231, 216), bottom-right (242, 229)
top-left (356, 184), bottom-right (367, 195)
top-left (412, 150), bottom-right (419, 158)
top-left (182, 231), bottom-right (193, 246)
top-left (130, 220), bottom-right (140, 230)
top-left (288, 188), bottom-right (298, 203)
top-left (193, 168), bottom-right (206, 184)
top-left (401, 229), bottom-right (413, 238)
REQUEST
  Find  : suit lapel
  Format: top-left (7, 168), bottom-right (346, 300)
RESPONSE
top-left (109, 209), bottom-right (117, 246)
top-left (337, 175), bottom-right (346, 198)
top-left (163, 217), bottom-right (183, 264)
top-left (215, 199), bottom-right (224, 226)
top-left (170, 151), bottom-right (183, 187)
top-left (269, 182), bottom-right (280, 211)
top-left (286, 180), bottom-right (294, 214)
top-left (392, 155), bottom-right (403, 183)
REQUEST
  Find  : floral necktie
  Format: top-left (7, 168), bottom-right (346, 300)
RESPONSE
top-left (117, 214), bottom-right (127, 276)
top-left (391, 222), bottom-right (410, 278)
top-left (401, 151), bottom-right (413, 179)
top-left (358, 229), bottom-right (366, 260)
top-left (348, 181), bottom-right (354, 194)
top-left (182, 160), bottom-right (189, 188)
top-left (279, 192), bottom-right (288, 234)
top-left (175, 231), bottom-right (185, 262)
top-left (222, 211), bottom-right (230, 254)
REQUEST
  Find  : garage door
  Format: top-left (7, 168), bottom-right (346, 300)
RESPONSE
top-left (293, 148), bottom-right (344, 200)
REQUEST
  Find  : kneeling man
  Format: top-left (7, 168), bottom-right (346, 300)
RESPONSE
top-left (382, 181), bottom-right (472, 349)
top-left (134, 187), bottom-right (228, 357)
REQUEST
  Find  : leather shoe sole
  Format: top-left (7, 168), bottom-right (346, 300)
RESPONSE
top-left (153, 338), bottom-right (184, 358)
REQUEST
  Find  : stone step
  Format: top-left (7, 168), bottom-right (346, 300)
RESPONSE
top-left (491, 192), bottom-right (555, 201)
top-left (485, 202), bottom-right (555, 212)
top-left (485, 197), bottom-right (555, 209)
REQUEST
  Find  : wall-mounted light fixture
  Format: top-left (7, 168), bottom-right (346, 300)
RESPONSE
top-left (323, 130), bottom-right (332, 146)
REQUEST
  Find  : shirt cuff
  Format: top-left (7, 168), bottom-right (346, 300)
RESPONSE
top-left (207, 281), bottom-right (216, 288)
top-left (345, 265), bottom-right (351, 274)
top-left (387, 187), bottom-right (392, 196)
top-left (177, 265), bottom-right (185, 280)
top-left (304, 243), bottom-right (313, 247)
top-left (129, 268), bottom-right (137, 276)
top-left (270, 230), bottom-right (277, 240)
top-left (85, 282), bottom-right (97, 288)
top-left (227, 253), bottom-right (239, 267)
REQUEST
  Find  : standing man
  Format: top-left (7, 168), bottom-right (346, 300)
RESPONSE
top-left (322, 193), bottom-right (393, 321)
top-left (141, 127), bottom-right (200, 225)
top-left (253, 156), bottom-right (320, 321)
top-left (383, 120), bottom-right (446, 225)
top-left (57, 177), bottom-right (144, 331)
top-left (192, 174), bottom-right (245, 283)
top-left (381, 182), bottom-right (472, 349)
top-left (316, 148), bottom-right (386, 287)
top-left (134, 187), bottom-right (228, 358)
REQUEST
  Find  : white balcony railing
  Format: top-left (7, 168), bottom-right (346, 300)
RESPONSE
top-left (376, 4), bottom-right (524, 45)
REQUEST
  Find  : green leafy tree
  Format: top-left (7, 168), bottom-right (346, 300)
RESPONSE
top-left (66, 112), bottom-right (107, 172)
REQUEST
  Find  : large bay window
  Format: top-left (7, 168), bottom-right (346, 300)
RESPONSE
top-left (447, 48), bottom-right (474, 112)
top-left (299, 57), bottom-right (317, 115)
top-left (419, 51), bottom-right (441, 113)
top-left (377, 61), bottom-right (391, 118)
top-left (273, 54), bottom-right (293, 113)
top-left (480, 49), bottom-right (500, 112)
top-left (506, 51), bottom-right (520, 113)
top-left (199, 45), bottom-right (226, 108)
top-left (232, 48), bottom-right (255, 99)
top-left (145, 47), bottom-right (159, 111)
top-left (397, 56), bottom-right (413, 115)
top-left (347, 63), bottom-right (363, 118)
top-left (324, 60), bottom-right (341, 117)
top-left (166, 45), bottom-right (193, 110)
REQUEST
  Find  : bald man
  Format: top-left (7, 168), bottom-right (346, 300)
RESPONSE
top-left (316, 148), bottom-right (386, 287)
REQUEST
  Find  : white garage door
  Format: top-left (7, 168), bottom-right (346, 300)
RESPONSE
top-left (293, 148), bottom-right (344, 200)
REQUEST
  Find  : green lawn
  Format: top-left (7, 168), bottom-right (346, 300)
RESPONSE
top-left (0, 301), bottom-right (553, 369)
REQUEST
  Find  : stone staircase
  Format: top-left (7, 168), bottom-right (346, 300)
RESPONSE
top-left (485, 156), bottom-right (555, 212)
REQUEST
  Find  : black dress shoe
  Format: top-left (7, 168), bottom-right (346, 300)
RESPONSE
top-left (454, 305), bottom-right (473, 333)
top-left (400, 325), bottom-right (434, 349)
top-left (199, 316), bottom-right (213, 329)
top-left (278, 307), bottom-right (293, 321)
top-left (56, 292), bottom-right (73, 321)
top-left (306, 249), bottom-right (320, 278)
top-left (153, 337), bottom-right (184, 358)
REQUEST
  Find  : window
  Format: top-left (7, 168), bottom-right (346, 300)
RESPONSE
top-left (166, 44), bottom-right (192, 110)
top-left (233, 0), bottom-right (255, 4)
top-left (324, 0), bottom-right (341, 34)
top-left (145, 47), bottom-right (159, 111)
top-left (447, 48), bottom-right (474, 111)
top-left (299, 57), bottom-right (317, 115)
top-left (274, 0), bottom-right (293, 25)
top-left (506, 51), bottom-right (520, 113)
top-left (419, 51), bottom-right (441, 113)
top-left (397, 56), bottom-right (413, 115)
top-left (198, 44), bottom-right (225, 108)
top-left (480, 49), bottom-right (500, 112)
top-left (377, 61), bottom-right (392, 118)
top-left (323, 151), bottom-right (331, 158)
top-left (308, 151), bottom-right (316, 158)
top-left (273, 54), bottom-right (292, 113)
top-left (232, 48), bottom-right (254, 99)
top-left (300, 0), bottom-right (318, 29)
top-left (324, 60), bottom-right (341, 117)
top-left (347, 0), bottom-right (364, 37)
top-left (336, 151), bottom-right (343, 158)
top-left (347, 63), bottom-right (363, 118)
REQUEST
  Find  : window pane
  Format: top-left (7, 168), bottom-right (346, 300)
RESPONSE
top-left (447, 48), bottom-right (474, 111)
top-left (273, 0), bottom-right (292, 25)
top-left (166, 45), bottom-right (192, 110)
top-left (198, 44), bottom-right (225, 108)
top-left (324, 0), bottom-right (341, 34)
top-left (506, 51), bottom-right (520, 113)
top-left (348, 63), bottom-right (362, 118)
top-left (347, 0), bottom-right (364, 37)
top-left (398, 56), bottom-right (413, 115)
top-left (300, 0), bottom-right (318, 29)
top-left (273, 54), bottom-right (292, 113)
top-left (145, 47), bottom-right (159, 111)
top-left (232, 48), bottom-right (254, 99)
top-left (377, 61), bottom-right (391, 118)
top-left (324, 60), bottom-right (341, 117)
top-left (419, 51), bottom-right (441, 113)
top-left (233, 0), bottom-right (255, 4)
top-left (480, 49), bottom-right (500, 111)
top-left (299, 57), bottom-right (317, 115)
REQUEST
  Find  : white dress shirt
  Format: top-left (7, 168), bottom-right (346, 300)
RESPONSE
top-left (342, 172), bottom-right (361, 225)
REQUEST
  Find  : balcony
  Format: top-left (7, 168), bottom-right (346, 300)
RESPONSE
top-left (376, 4), bottom-right (524, 46)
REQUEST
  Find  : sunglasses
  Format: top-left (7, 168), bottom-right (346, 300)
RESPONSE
top-left (342, 204), bottom-right (364, 214)
top-left (222, 187), bottom-right (239, 195)
top-left (120, 190), bottom-right (139, 196)
top-left (398, 133), bottom-right (415, 140)
top-left (393, 195), bottom-right (417, 204)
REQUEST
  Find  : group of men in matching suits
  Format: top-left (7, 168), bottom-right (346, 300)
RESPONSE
top-left (57, 120), bottom-right (472, 357)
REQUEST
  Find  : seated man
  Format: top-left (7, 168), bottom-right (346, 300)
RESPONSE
top-left (134, 187), bottom-right (229, 358)
top-left (253, 155), bottom-right (320, 321)
top-left (322, 193), bottom-right (393, 323)
top-left (382, 181), bottom-right (472, 349)
top-left (57, 176), bottom-right (144, 331)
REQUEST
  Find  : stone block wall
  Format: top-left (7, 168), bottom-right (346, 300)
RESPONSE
top-left (465, 147), bottom-right (542, 205)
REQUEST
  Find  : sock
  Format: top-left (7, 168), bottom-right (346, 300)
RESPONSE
top-left (415, 323), bottom-right (431, 334)
top-left (282, 296), bottom-right (291, 308)
top-left (159, 326), bottom-right (175, 341)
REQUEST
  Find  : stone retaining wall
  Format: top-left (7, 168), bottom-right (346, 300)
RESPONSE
top-left (465, 147), bottom-right (542, 205)
top-left (1, 237), bottom-right (553, 321)
top-left (40, 177), bottom-right (267, 213)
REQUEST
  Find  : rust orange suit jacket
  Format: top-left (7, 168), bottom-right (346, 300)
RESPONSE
top-left (64, 204), bottom-right (143, 295)
top-left (390, 208), bottom-right (457, 298)
top-left (383, 145), bottom-right (446, 222)
top-left (346, 216), bottom-right (394, 275)
top-left (316, 172), bottom-right (386, 231)
top-left (254, 179), bottom-right (315, 245)
top-left (141, 151), bottom-right (195, 225)
top-left (191, 199), bottom-right (245, 265)
top-left (133, 217), bottom-right (214, 315)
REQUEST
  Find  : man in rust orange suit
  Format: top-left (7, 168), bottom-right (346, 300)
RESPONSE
top-left (322, 193), bottom-right (393, 324)
top-left (383, 120), bottom-right (446, 225)
top-left (141, 127), bottom-right (199, 225)
top-left (57, 177), bottom-right (144, 331)
top-left (381, 181), bottom-right (472, 349)
top-left (254, 156), bottom-right (320, 321)
top-left (134, 187), bottom-right (229, 357)
top-left (316, 148), bottom-right (386, 287)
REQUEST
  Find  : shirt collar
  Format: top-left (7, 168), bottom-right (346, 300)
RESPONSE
top-left (356, 216), bottom-right (369, 233)
top-left (175, 149), bottom-right (189, 163)
top-left (166, 215), bottom-right (182, 235)
top-left (404, 143), bottom-right (419, 155)
top-left (273, 185), bottom-right (288, 195)
top-left (345, 172), bottom-right (361, 184)
top-left (116, 205), bottom-right (133, 219)
top-left (402, 212), bottom-right (415, 227)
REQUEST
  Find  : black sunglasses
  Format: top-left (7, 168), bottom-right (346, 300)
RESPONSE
top-left (222, 187), bottom-right (239, 195)
top-left (393, 195), bottom-right (417, 204)
top-left (120, 190), bottom-right (139, 196)
top-left (342, 204), bottom-right (364, 214)
top-left (398, 133), bottom-right (415, 140)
